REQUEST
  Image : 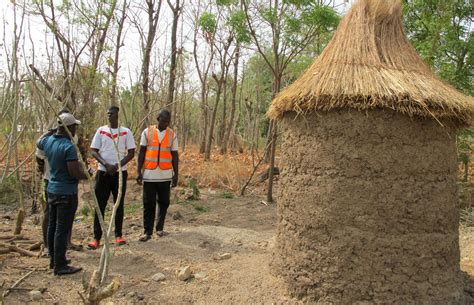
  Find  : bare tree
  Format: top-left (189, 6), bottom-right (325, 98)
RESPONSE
top-left (166, 0), bottom-right (182, 123)
top-left (139, 0), bottom-right (162, 128)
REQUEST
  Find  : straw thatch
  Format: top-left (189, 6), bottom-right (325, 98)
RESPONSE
top-left (268, 0), bottom-right (474, 124)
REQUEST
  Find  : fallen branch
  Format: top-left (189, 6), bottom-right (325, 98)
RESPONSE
top-left (0, 235), bottom-right (24, 241)
top-left (2, 269), bottom-right (35, 297)
top-left (0, 243), bottom-right (38, 257)
top-left (6, 287), bottom-right (46, 293)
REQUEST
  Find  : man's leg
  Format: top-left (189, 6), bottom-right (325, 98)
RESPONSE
top-left (54, 195), bottom-right (81, 275)
top-left (156, 181), bottom-right (171, 233)
top-left (42, 180), bottom-right (49, 249)
top-left (93, 171), bottom-right (111, 242)
top-left (142, 182), bottom-right (157, 236)
top-left (47, 193), bottom-right (57, 268)
top-left (111, 171), bottom-right (127, 238)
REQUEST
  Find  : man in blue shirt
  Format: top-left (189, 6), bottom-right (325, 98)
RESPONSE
top-left (37, 113), bottom-right (87, 275)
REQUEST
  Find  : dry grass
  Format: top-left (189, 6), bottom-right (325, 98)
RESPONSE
top-left (180, 146), bottom-right (259, 192)
top-left (268, 0), bottom-right (474, 125)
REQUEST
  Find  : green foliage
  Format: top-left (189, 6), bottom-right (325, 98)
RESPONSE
top-left (403, 0), bottom-right (473, 95)
top-left (176, 199), bottom-right (210, 213)
top-left (124, 202), bottom-right (142, 214)
top-left (79, 204), bottom-right (91, 217)
top-left (199, 12), bottom-right (218, 34)
top-left (193, 204), bottom-right (210, 212)
top-left (188, 178), bottom-right (201, 200)
top-left (228, 11), bottom-right (251, 44)
top-left (403, 0), bottom-right (473, 178)
top-left (301, 5), bottom-right (339, 29)
top-left (261, 8), bottom-right (277, 25)
top-left (216, 0), bottom-right (236, 6)
top-left (222, 191), bottom-right (234, 199)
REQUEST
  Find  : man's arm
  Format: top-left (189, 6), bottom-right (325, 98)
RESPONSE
top-left (36, 156), bottom-right (45, 176)
top-left (171, 151), bottom-right (179, 187)
top-left (67, 160), bottom-right (88, 180)
top-left (91, 148), bottom-right (117, 174)
top-left (120, 148), bottom-right (135, 167)
top-left (136, 146), bottom-right (147, 184)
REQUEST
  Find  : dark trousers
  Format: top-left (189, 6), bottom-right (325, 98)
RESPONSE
top-left (143, 181), bottom-right (171, 235)
top-left (42, 180), bottom-right (49, 247)
top-left (47, 193), bottom-right (78, 270)
top-left (93, 170), bottom-right (127, 241)
top-left (43, 180), bottom-right (72, 249)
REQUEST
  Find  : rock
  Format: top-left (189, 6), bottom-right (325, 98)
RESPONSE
top-left (126, 292), bottom-right (136, 298)
top-left (177, 266), bottom-right (192, 281)
top-left (152, 272), bottom-right (166, 282)
top-left (194, 272), bottom-right (207, 280)
top-left (213, 253), bottom-right (232, 260)
top-left (29, 290), bottom-right (42, 301)
top-left (137, 293), bottom-right (145, 300)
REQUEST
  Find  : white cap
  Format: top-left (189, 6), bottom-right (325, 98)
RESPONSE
top-left (58, 113), bottom-right (81, 126)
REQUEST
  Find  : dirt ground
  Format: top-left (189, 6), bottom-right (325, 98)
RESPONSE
top-left (2, 180), bottom-right (474, 304)
top-left (0, 181), bottom-right (294, 304)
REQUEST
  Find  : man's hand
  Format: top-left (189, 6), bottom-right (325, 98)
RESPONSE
top-left (172, 175), bottom-right (178, 188)
top-left (136, 173), bottom-right (143, 185)
top-left (104, 163), bottom-right (118, 175)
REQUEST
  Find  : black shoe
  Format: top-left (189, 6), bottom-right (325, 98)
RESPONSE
top-left (50, 259), bottom-right (72, 269)
top-left (54, 265), bottom-right (82, 276)
top-left (139, 234), bottom-right (151, 242)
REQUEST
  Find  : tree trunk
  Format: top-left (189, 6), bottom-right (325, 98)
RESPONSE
top-left (111, 0), bottom-right (128, 106)
top-left (267, 73), bottom-right (282, 203)
top-left (141, 0), bottom-right (162, 129)
top-left (204, 77), bottom-right (225, 161)
top-left (166, 0), bottom-right (181, 121)
top-left (221, 44), bottom-right (240, 154)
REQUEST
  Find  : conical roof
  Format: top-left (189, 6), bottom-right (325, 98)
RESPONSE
top-left (268, 0), bottom-right (474, 125)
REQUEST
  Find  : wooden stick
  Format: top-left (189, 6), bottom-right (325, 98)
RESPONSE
top-left (0, 243), bottom-right (38, 257)
top-left (2, 269), bottom-right (35, 297)
top-left (7, 287), bottom-right (46, 293)
top-left (0, 235), bottom-right (24, 241)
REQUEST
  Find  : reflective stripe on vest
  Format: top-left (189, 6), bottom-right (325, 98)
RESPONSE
top-left (143, 126), bottom-right (174, 170)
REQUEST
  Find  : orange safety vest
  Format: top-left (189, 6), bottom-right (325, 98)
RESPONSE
top-left (143, 126), bottom-right (174, 170)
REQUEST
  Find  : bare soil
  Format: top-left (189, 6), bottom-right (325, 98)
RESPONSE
top-left (1, 181), bottom-right (474, 304)
top-left (0, 182), bottom-right (293, 304)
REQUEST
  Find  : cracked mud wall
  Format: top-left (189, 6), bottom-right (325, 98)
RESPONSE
top-left (273, 109), bottom-right (464, 304)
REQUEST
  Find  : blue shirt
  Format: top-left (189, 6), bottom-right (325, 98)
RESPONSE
top-left (37, 134), bottom-right (79, 195)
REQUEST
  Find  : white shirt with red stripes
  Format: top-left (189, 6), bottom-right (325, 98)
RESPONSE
top-left (90, 126), bottom-right (136, 171)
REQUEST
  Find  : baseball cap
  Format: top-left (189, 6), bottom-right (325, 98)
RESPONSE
top-left (58, 113), bottom-right (81, 126)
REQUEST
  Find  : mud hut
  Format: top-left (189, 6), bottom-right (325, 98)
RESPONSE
top-left (268, 0), bottom-right (474, 303)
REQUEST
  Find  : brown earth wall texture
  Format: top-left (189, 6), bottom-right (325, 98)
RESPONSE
top-left (274, 109), bottom-right (464, 304)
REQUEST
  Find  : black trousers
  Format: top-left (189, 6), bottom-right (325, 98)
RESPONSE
top-left (47, 193), bottom-right (78, 270)
top-left (143, 181), bottom-right (171, 235)
top-left (42, 180), bottom-right (72, 248)
top-left (93, 170), bottom-right (127, 241)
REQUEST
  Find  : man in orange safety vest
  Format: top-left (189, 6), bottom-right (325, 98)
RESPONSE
top-left (136, 109), bottom-right (179, 242)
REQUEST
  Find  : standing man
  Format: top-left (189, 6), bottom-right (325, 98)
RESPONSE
top-left (36, 109), bottom-right (80, 254)
top-left (87, 106), bottom-right (136, 249)
top-left (37, 112), bottom-right (86, 275)
top-left (136, 109), bottom-right (179, 242)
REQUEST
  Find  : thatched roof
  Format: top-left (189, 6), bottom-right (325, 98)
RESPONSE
top-left (268, 0), bottom-right (474, 124)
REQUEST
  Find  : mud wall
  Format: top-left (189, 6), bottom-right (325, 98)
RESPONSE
top-left (274, 109), bottom-right (464, 304)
